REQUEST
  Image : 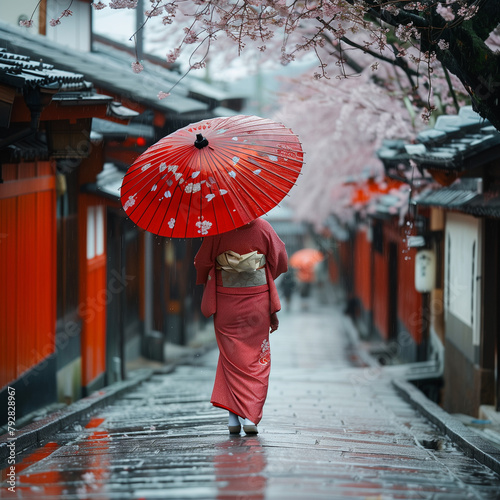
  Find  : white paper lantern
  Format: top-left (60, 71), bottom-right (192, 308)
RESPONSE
top-left (415, 249), bottom-right (436, 292)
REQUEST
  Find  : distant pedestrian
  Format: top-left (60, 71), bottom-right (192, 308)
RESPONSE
top-left (194, 218), bottom-right (288, 435)
top-left (279, 270), bottom-right (296, 311)
top-left (289, 248), bottom-right (323, 311)
top-left (296, 265), bottom-right (315, 311)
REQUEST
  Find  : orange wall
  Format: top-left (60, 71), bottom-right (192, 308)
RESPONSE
top-left (0, 163), bottom-right (56, 388)
top-left (353, 229), bottom-right (372, 312)
top-left (372, 248), bottom-right (389, 339)
top-left (337, 240), bottom-right (352, 289)
top-left (397, 243), bottom-right (422, 343)
top-left (347, 222), bottom-right (424, 346)
top-left (78, 195), bottom-right (107, 388)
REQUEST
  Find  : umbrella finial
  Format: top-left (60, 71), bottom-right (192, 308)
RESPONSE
top-left (194, 133), bottom-right (209, 149)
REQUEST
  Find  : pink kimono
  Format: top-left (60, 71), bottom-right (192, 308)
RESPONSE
top-left (194, 218), bottom-right (288, 425)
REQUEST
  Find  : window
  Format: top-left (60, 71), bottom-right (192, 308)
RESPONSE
top-left (56, 167), bottom-right (78, 319)
top-left (87, 205), bottom-right (105, 260)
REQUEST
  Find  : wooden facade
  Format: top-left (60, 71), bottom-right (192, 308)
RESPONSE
top-left (0, 45), bottom-right (122, 421)
top-left (353, 228), bottom-right (371, 318)
top-left (0, 161), bottom-right (57, 388)
top-left (332, 193), bottom-right (425, 364)
top-left (78, 195), bottom-right (108, 393)
top-left (374, 107), bottom-right (500, 414)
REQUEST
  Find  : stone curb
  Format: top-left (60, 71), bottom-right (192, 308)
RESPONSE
top-left (393, 379), bottom-right (500, 476)
top-left (0, 367), bottom-right (159, 465)
top-left (341, 314), bottom-right (380, 368)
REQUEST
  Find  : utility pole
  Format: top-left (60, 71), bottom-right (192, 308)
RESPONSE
top-left (38, 0), bottom-right (47, 35)
top-left (135, 0), bottom-right (144, 61)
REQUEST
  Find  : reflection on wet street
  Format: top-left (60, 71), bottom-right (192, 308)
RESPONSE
top-left (2, 291), bottom-right (500, 499)
top-left (215, 437), bottom-right (266, 500)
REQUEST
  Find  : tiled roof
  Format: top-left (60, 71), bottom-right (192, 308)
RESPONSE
top-left (0, 44), bottom-right (116, 160)
top-left (376, 139), bottom-right (409, 167)
top-left (375, 107), bottom-right (500, 217)
top-left (376, 107), bottom-right (500, 217)
top-left (0, 135), bottom-right (48, 162)
top-left (90, 162), bottom-right (124, 201)
top-left (415, 179), bottom-right (481, 208)
top-left (0, 47), bottom-right (92, 92)
top-left (0, 20), bottom-right (239, 119)
top-left (462, 191), bottom-right (500, 217)
top-left (378, 107), bottom-right (500, 173)
top-left (413, 178), bottom-right (500, 217)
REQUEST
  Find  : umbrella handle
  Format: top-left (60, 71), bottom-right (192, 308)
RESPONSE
top-left (194, 133), bottom-right (209, 149)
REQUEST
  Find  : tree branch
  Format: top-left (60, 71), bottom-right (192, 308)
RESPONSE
top-left (316, 17), bottom-right (419, 88)
top-left (319, 33), bottom-right (364, 74)
top-left (353, 0), bottom-right (431, 29)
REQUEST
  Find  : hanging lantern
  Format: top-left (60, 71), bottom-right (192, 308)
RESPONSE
top-left (415, 249), bottom-right (436, 293)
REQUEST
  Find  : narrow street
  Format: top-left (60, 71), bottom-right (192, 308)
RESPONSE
top-left (2, 287), bottom-right (500, 499)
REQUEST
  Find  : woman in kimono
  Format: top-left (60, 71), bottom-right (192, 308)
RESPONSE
top-left (194, 217), bottom-right (288, 435)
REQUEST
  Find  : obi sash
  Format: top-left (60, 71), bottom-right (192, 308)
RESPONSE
top-left (216, 251), bottom-right (267, 288)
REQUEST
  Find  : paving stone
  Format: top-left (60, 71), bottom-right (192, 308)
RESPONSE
top-left (1, 292), bottom-right (500, 499)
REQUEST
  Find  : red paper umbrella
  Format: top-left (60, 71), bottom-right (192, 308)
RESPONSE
top-left (120, 115), bottom-right (304, 238)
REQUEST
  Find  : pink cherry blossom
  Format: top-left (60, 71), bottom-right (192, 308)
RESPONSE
top-left (436, 3), bottom-right (455, 22)
top-left (131, 61), bottom-right (144, 73)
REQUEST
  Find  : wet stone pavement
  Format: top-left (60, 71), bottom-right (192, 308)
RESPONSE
top-left (2, 290), bottom-right (500, 499)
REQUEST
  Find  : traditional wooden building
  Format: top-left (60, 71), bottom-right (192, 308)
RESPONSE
top-left (323, 169), bottom-right (425, 357)
top-left (0, 11), bottom-right (244, 424)
top-left (371, 106), bottom-right (500, 416)
top-left (410, 108), bottom-right (500, 416)
top-left (0, 47), bottom-right (131, 422)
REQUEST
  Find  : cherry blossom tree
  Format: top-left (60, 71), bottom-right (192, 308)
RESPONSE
top-left (269, 14), bottom-right (470, 227)
top-left (85, 0), bottom-right (500, 130)
top-left (275, 66), bottom-right (420, 226)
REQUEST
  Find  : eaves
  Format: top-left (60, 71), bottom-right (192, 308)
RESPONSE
top-left (0, 21), bottom-right (210, 117)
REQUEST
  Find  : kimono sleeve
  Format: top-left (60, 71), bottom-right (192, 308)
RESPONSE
top-left (194, 237), bottom-right (215, 285)
top-left (265, 226), bottom-right (288, 280)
